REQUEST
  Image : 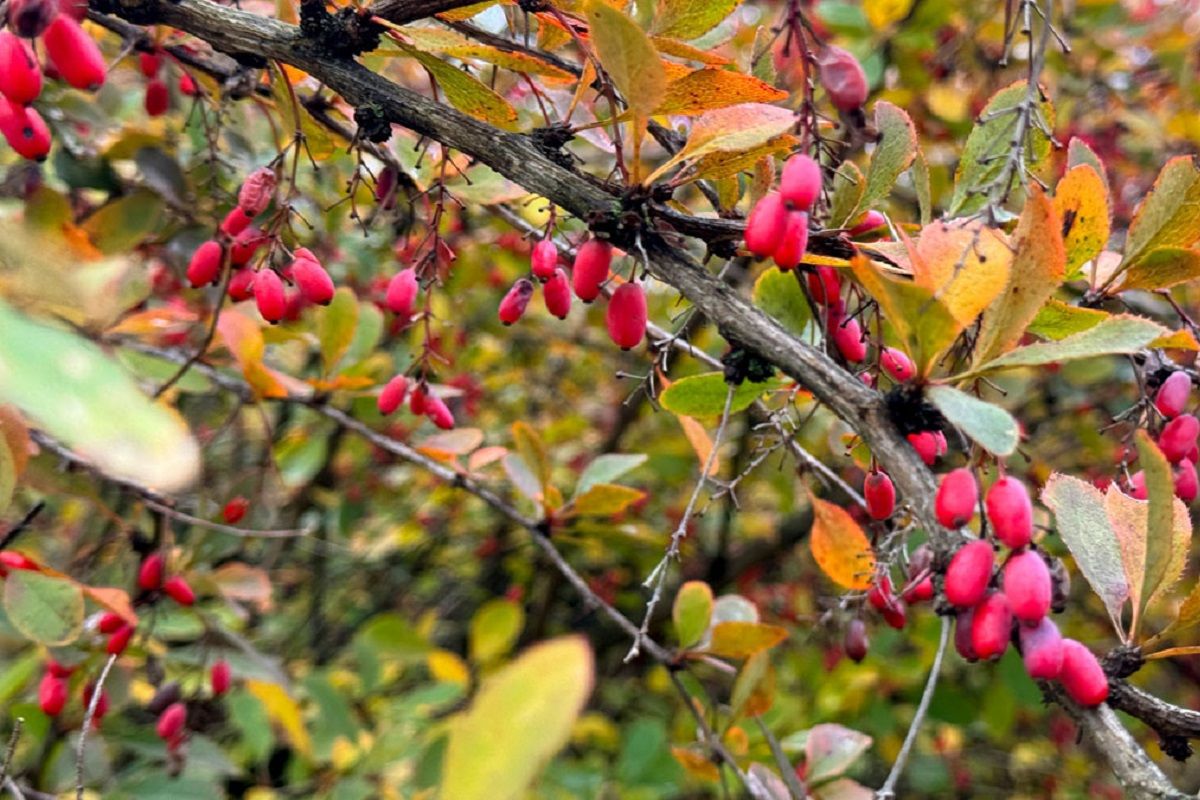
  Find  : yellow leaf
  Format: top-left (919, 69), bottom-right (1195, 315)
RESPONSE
top-left (246, 680), bottom-right (313, 758)
top-left (217, 310), bottom-right (289, 399)
top-left (652, 0), bottom-right (741, 39)
top-left (645, 103), bottom-right (796, 184)
top-left (1119, 248), bottom-right (1200, 292)
top-left (809, 495), bottom-right (875, 590)
top-left (584, 0), bottom-right (666, 116)
top-left (864, 0), bottom-right (914, 29)
top-left (687, 134), bottom-right (798, 183)
top-left (1151, 328), bottom-right (1200, 351)
top-left (912, 220), bottom-right (1013, 328)
top-left (428, 649), bottom-right (471, 687)
top-left (570, 483), bottom-right (645, 516)
top-left (705, 621), bottom-right (788, 659)
top-left (651, 36), bottom-right (732, 66)
top-left (1054, 164), bottom-right (1111, 275)
top-left (656, 68), bottom-right (787, 115)
top-left (671, 746), bottom-right (721, 780)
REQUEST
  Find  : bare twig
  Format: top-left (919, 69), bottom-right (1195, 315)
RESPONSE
top-left (76, 654), bottom-right (118, 800)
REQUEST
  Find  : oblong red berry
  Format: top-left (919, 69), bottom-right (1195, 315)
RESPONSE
top-left (230, 227), bottom-right (267, 266)
top-left (138, 553), bottom-right (164, 591)
top-left (830, 312), bottom-right (866, 363)
top-left (138, 50), bottom-right (162, 78)
top-left (817, 46), bottom-right (868, 112)
top-left (1156, 371), bottom-right (1191, 419)
top-left (0, 32), bottom-right (42, 105)
top-left (1127, 470), bottom-right (1147, 500)
top-left (377, 374), bottom-right (408, 416)
top-left (223, 496), bottom-right (249, 524)
top-left (902, 575), bottom-right (934, 604)
top-left (186, 240), bottom-right (223, 288)
top-left (179, 72), bottom-right (198, 97)
top-left (409, 385), bottom-right (427, 415)
top-left (985, 476), bottom-right (1033, 549)
top-left (572, 239), bottom-right (612, 302)
top-left (425, 394), bottom-right (454, 430)
top-left (220, 206), bottom-right (253, 237)
top-left (1159, 414), bottom-right (1199, 463)
top-left (543, 267), bottom-right (571, 320)
top-left (606, 282), bottom-right (647, 350)
top-left (907, 431), bottom-right (939, 466)
top-left (228, 268), bottom-right (255, 301)
top-left (163, 576), bottom-right (195, 606)
top-left (944, 540), bottom-right (995, 607)
top-left (7, 0), bottom-right (56, 37)
top-left (211, 659), bottom-right (231, 696)
top-left (1003, 549), bottom-right (1051, 623)
top-left (848, 209), bottom-right (887, 237)
top-left (97, 611), bottom-right (123, 634)
top-left (1019, 617), bottom-right (1063, 680)
top-left (499, 278), bottom-right (535, 326)
top-left (39, 672), bottom-right (67, 716)
top-left (880, 347), bottom-right (915, 382)
top-left (807, 266), bottom-right (841, 309)
top-left (254, 269), bottom-right (287, 324)
top-left (43, 16), bottom-right (106, 91)
top-left (867, 577), bottom-right (905, 629)
top-left (237, 166), bottom-right (277, 216)
top-left (954, 607), bottom-right (977, 661)
top-left (156, 701), bottom-right (187, 740)
top-left (863, 470), bottom-right (895, 520)
top-left (531, 239), bottom-right (558, 281)
top-left (386, 268), bottom-right (419, 316)
top-left (970, 591), bottom-right (1012, 660)
top-left (1176, 459), bottom-right (1198, 503)
top-left (771, 210), bottom-right (809, 271)
top-left (0, 98), bottom-right (50, 161)
top-left (82, 683), bottom-right (108, 721)
top-left (936, 468), bottom-right (978, 529)
top-left (47, 659), bottom-right (75, 678)
top-left (744, 191), bottom-right (788, 258)
top-left (780, 153), bottom-right (821, 211)
top-left (290, 252), bottom-right (335, 306)
top-left (106, 623), bottom-right (134, 655)
top-left (144, 78), bottom-right (169, 117)
top-left (1059, 639), bottom-right (1109, 707)
top-left (844, 618), bottom-right (868, 662)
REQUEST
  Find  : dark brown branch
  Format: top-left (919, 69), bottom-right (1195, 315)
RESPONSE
top-left (368, 0), bottom-right (484, 25)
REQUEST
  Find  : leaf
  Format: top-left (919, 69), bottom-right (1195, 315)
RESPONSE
top-left (687, 134), bottom-right (797, 183)
top-left (1151, 579), bottom-right (1200, 646)
top-left (828, 162), bottom-right (866, 228)
top-left (805, 724), bottom-right (873, 783)
top-left (217, 310), bottom-right (288, 399)
top-left (752, 267), bottom-right (810, 336)
top-left (809, 495), bottom-right (875, 590)
top-left (245, 680), bottom-right (313, 758)
top-left (354, 612), bottom-right (431, 661)
top-left (711, 594), bottom-right (759, 624)
top-left (864, 0), bottom-right (914, 29)
top-left (948, 81), bottom-right (1055, 216)
top-left (964, 315), bottom-right (1166, 377)
top-left (0, 437), bottom-right (14, 516)
top-left (659, 372), bottom-right (781, 417)
top-left (571, 483), bottom-right (645, 516)
top-left (396, 28), bottom-right (576, 82)
top-left (912, 221), bottom-right (1013, 329)
top-left (1026, 299), bottom-right (1108, 340)
top-left (398, 43), bottom-right (518, 129)
top-left (1041, 474), bottom-right (1129, 635)
top-left (653, 0), bottom-right (740, 39)
top-left (973, 185), bottom-right (1066, 364)
top-left (646, 104), bottom-right (796, 184)
top-left (1054, 164), bottom-right (1110, 275)
top-left (1152, 329), bottom-right (1200, 351)
top-left (1145, 646), bottom-right (1200, 660)
top-left (211, 562), bottom-right (273, 612)
top-left (705, 621), bottom-right (788, 659)
top-left (673, 581), bottom-right (714, 648)
top-left (316, 287), bottom-right (358, 376)
top-left (729, 650), bottom-right (775, 718)
top-left (512, 421), bottom-right (551, 492)
top-left (3, 571), bottom-right (83, 645)
top-left (1067, 137), bottom-right (1106, 186)
top-left (0, 301), bottom-right (200, 492)
top-left (585, 1), bottom-right (666, 116)
top-left (441, 637), bottom-right (594, 800)
top-left (1118, 248), bottom-right (1200, 292)
top-left (80, 191), bottom-right (164, 255)
top-left (652, 35), bottom-right (733, 66)
top-left (469, 599), bottom-right (524, 663)
top-left (656, 68), bottom-right (786, 115)
top-left (1121, 156), bottom-right (1200, 272)
top-left (671, 746), bottom-right (720, 781)
top-left (575, 453), bottom-right (647, 496)
top-left (417, 427), bottom-right (486, 461)
top-left (82, 586), bottom-right (137, 626)
top-left (913, 146), bottom-right (932, 225)
top-left (678, 414), bottom-right (719, 477)
top-left (502, 453), bottom-right (542, 505)
top-left (1134, 432), bottom-right (1177, 637)
top-left (927, 385), bottom-right (1019, 456)
top-left (860, 102), bottom-right (917, 213)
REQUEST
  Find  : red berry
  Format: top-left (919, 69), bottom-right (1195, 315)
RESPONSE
top-left (0, 97), bottom-right (50, 161)
top-left (606, 282), bottom-right (647, 351)
top-left (409, 385), bottom-right (428, 415)
top-left (985, 476), bottom-right (1033, 549)
top-left (46, 659), bottom-right (75, 678)
top-left (1127, 470), bottom-right (1147, 500)
top-left (0, 550), bottom-right (37, 573)
top-left (82, 683), bottom-right (108, 721)
top-left (531, 239), bottom-right (558, 281)
top-left (771, 210), bottom-right (809, 271)
top-left (254, 269), bottom-right (287, 324)
top-left (1019, 617), bottom-right (1063, 680)
top-left (954, 607), bottom-right (977, 661)
top-left (55, 0), bottom-right (87, 21)
top-left (186, 240), bottom-right (223, 288)
top-left (106, 623), bottom-right (134, 655)
top-left (880, 347), bottom-right (915, 383)
top-left (970, 591), bottom-right (1012, 660)
top-left (0, 32), bottom-right (42, 105)
top-left (1003, 549), bottom-right (1051, 623)
top-left (902, 547), bottom-right (935, 603)
top-left (1059, 639), bottom-right (1109, 707)
top-left (1155, 371), bottom-right (1190, 419)
top-left (97, 611), bottom-right (124, 633)
top-left (228, 268), bottom-right (255, 301)
top-left (138, 50), bottom-right (162, 78)
top-left (936, 468), bottom-right (978, 528)
top-left (744, 191), bottom-right (788, 258)
top-left (848, 210), bottom-right (887, 237)
top-left (163, 576), bottom-right (195, 606)
top-left (375, 165), bottom-right (397, 208)
top-left (829, 312), bottom-right (866, 363)
top-left (572, 239), bottom-right (612, 302)
top-left (780, 153), bottom-right (821, 211)
top-left (178, 72), bottom-right (198, 96)
top-left (386, 268), bottom-right (419, 316)
top-left (290, 251), bottom-right (335, 305)
top-left (230, 227), bottom-right (267, 266)
top-left (138, 553), bottom-right (164, 591)
top-left (237, 166), bottom-right (277, 216)
top-left (222, 496), bottom-right (249, 524)
top-left (43, 16), bottom-right (106, 91)
top-left (867, 577), bottom-right (905, 629)
top-left (543, 267), bottom-right (571, 320)
top-left (817, 46), bottom-right (869, 112)
top-left (377, 374), bottom-right (408, 416)
top-left (907, 431), bottom-right (939, 466)
top-left (220, 206), bottom-right (253, 237)
top-left (1176, 459), bottom-right (1198, 503)
top-left (210, 659), bottom-right (231, 696)
top-left (7, 0), bottom-right (56, 37)
top-left (944, 540), bottom-right (995, 607)
top-left (902, 575), bottom-right (934, 604)
top-left (39, 673), bottom-right (67, 716)
top-left (807, 266), bottom-right (841, 309)
top-left (1159, 413), bottom-right (1199, 463)
top-left (498, 278), bottom-right (535, 326)
top-left (144, 78), bottom-right (169, 117)
top-left (844, 618), bottom-right (868, 662)
top-left (863, 470), bottom-right (895, 520)
top-left (425, 394), bottom-right (455, 430)
top-left (156, 701), bottom-right (187, 740)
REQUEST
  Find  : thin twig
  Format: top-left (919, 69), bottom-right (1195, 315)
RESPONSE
top-left (0, 720), bottom-right (20, 789)
top-left (755, 716), bottom-right (806, 800)
top-left (76, 654), bottom-right (118, 800)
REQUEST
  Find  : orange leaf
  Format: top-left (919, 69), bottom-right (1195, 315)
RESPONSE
top-left (809, 495), bottom-right (876, 590)
top-left (913, 220), bottom-right (1013, 328)
top-left (705, 621), bottom-right (788, 659)
top-left (107, 306), bottom-right (200, 338)
top-left (83, 586), bottom-right (138, 626)
top-left (678, 414), bottom-right (719, 476)
top-left (657, 68), bottom-right (787, 115)
top-left (217, 310), bottom-right (289, 399)
top-left (212, 562), bottom-right (274, 611)
top-left (1054, 164), bottom-right (1110, 274)
top-left (0, 405), bottom-right (31, 478)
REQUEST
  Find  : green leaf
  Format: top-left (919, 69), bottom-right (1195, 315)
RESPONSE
top-left (469, 599), bottom-right (524, 664)
top-left (80, 190), bottom-right (164, 255)
top-left (571, 483), bottom-right (645, 516)
top-left (805, 724), bottom-right (873, 784)
top-left (963, 315), bottom-right (1165, 377)
top-left (441, 637), bottom-right (594, 800)
top-left (1121, 156), bottom-right (1200, 272)
top-left (653, 0), bottom-right (741, 39)
top-left (0, 301), bottom-right (199, 492)
top-left (659, 372), bottom-right (781, 417)
top-left (860, 101), bottom-right (917, 214)
top-left (339, 301), bottom-right (385, 369)
top-left (927, 385), bottom-right (1019, 456)
top-left (575, 453), bottom-right (648, 497)
top-left (729, 650), bottom-right (774, 719)
top-left (0, 436), bottom-right (15, 516)
top-left (1067, 136), bottom-right (1107, 189)
top-left (316, 287), bottom-right (358, 376)
top-left (705, 621), bottom-right (787, 659)
top-left (585, 0), bottom-right (666, 116)
top-left (913, 146), bottom-right (932, 225)
top-left (672, 581), bottom-right (713, 648)
top-left (397, 43), bottom-right (518, 129)
top-left (1025, 299), bottom-right (1108, 340)
top-left (1118, 247), bottom-right (1200, 292)
top-left (1041, 473), bottom-right (1128, 635)
top-left (354, 612), bottom-right (431, 662)
top-left (828, 161), bottom-right (866, 228)
top-left (3, 571), bottom-right (84, 646)
top-left (1134, 432), bottom-right (1176, 637)
top-left (752, 267), bottom-right (811, 337)
top-left (512, 421), bottom-right (551, 491)
top-left (948, 81), bottom-right (1055, 216)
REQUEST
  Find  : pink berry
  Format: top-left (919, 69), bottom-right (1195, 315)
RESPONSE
top-left (229, 227), bottom-right (267, 266)
top-left (944, 540), bottom-right (995, 607)
top-left (377, 374), bottom-right (408, 416)
top-left (156, 702), bottom-right (187, 740)
top-left (531, 239), bottom-right (558, 281)
top-left (1128, 470), bottom-right (1147, 500)
top-left (0, 98), bottom-right (50, 161)
top-left (1059, 639), bottom-right (1109, 707)
top-left (42, 16), bottom-right (106, 91)
top-left (498, 278), bottom-right (535, 326)
top-left (543, 267), bottom-right (571, 320)
top-left (220, 206), bottom-right (254, 237)
top-left (954, 607), bottom-right (977, 661)
top-left (409, 385), bottom-right (428, 415)
top-left (970, 591), bottom-right (1012, 660)
top-left (606, 282), bottom-right (647, 351)
top-left (572, 239), bottom-right (612, 303)
top-left (779, 153), bottom-right (821, 211)
top-left (844, 618), bottom-right (868, 662)
top-left (771, 210), bottom-right (809, 271)
top-left (1019, 617), bottom-right (1064, 680)
top-left (935, 468), bottom-right (978, 528)
top-left (807, 266), bottom-right (841, 309)
top-left (848, 210), bottom-right (887, 237)
top-left (186, 240), bottom-right (224, 288)
top-left (863, 470), bottom-right (895, 520)
top-left (1003, 549), bottom-right (1052, 623)
top-left (1159, 414), bottom-right (1199, 463)
top-left (1176, 459), bottom-right (1198, 503)
top-left (817, 46), bottom-right (868, 112)
top-left (386, 268), bottom-right (419, 317)
top-left (425, 394), bottom-right (455, 430)
top-left (829, 312), bottom-right (866, 363)
top-left (880, 347), bottom-right (915, 382)
top-left (985, 476), bottom-right (1034, 549)
top-left (228, 268), bottom-right (255, 301)
top-left (744, 191), bottom-right (788, 258)
top-left (210, 660), bottom-right (231, 696)
top-left (907, 431), bottom-right (939, 466)
top-left (163, 576), bottom-right (195, 606)
top-left (254, 269), bottom-right (287, 324)
top-left (237, 167), bottom-right (277, 216)
top-left (0, 32), bottom-right (42, 105)
top-left (39, 673), bottom-right (67, 716)
top-left (106, 623), bottom-right (134, 655)
top-left (290, 251), bottom-right (335, 306)
top-left (1155, 371), bottom-right (1191, 419)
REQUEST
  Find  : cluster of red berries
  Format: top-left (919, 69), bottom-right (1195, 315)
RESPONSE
top-left (375, 374), bottom-right (455, 429)
top-left (1126, 371), bottom-right (1199, 503)
top-left (135, 48), bottom-right (197, 116)
top-left (0, 0), bottom-right (105, 161)
top-left (744, 153), bottom-right (820, 270)
top-left (37, 666), bottom-right (113, 730)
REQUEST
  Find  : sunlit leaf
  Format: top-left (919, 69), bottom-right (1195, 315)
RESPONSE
top-left (571, 483), bottom-right (645, 516)
top-left (1118, 248), bottom-right (1200, 292)
top-left (585, 0), bottom-right (666, 116)
top-left (653, 0), bottom-right (741, 38)
top-left (753, 266), bottom-right (810, 336)
top-left (805, 723), bottom-right (873, 783)
top-left (1121, 156), bottom-right (1200, 273)
top-left (673, 581), bottom-right (714, 648)
top-left (646, 104), bottom-right (796, 184)
top-left (245, 679), bottom-right (313, 758)
top-left (964, 315), bottom-right (1165, 377)
top-left (927, 385), bottom-right (1019, 456)
top-left (860, 102), bottom-right (917, 214)
top-left (809, 495), bottom-right (875, 590)
top-left (864, 0), bottom-right (914, 29)
top-left (397, 43), bottom-right (518, 129)
top-left (677, 414), bottom-right (719, 477)
top-left (1026, 299), bottom-right (1108, 340)
top-left (1054, 164), bottom-right (1110, 275)
top-left (912, 220), bottom-right (1012, 329)
top-left (656, 68), bottom-right (786, 115)
top-left (659, 372), bottom-right (781, 417)
top-left (469, 599), bottom-right (524, 664)
top-left (705, 620), bottom-right (788, 659)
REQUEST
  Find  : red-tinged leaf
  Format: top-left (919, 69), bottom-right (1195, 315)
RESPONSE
top-left (809, 495), bottom-right (875, 590)
top-left (212, 562), bottom-right (274, 612)
top-left (1121, 156), bottom-right (1200, 273)
top-left (806, 723), bottom-right (873, 783)
top-left (0, 405), bottom-right (30, 479)
top-left (83, 586), bottom-right (137, 627)
top-left (217, 310), bottom-right (288, 399)
top-left (678, 414), bottom-right (719, 476)
top-left (468, 446), bottom-right (508, 473)
top-left (418, 428), bottom-right (485, 460)
top-left (671, 746), bottom-right (720, 781)
top-left (1133, 432), bottom-right (1183, 635)
top-left (305, 375), bottom-right (375, 393)
top-left (912, 220), bottom-right (1013, 329)
top-left (645, 103), bottom-right (797, 184)
top-left (704, 621), bottom-right (787, 659)
top-left (1118, 248), bottom-right (1200, 293)
top-left (656, 68), bottom-right (786, 115)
